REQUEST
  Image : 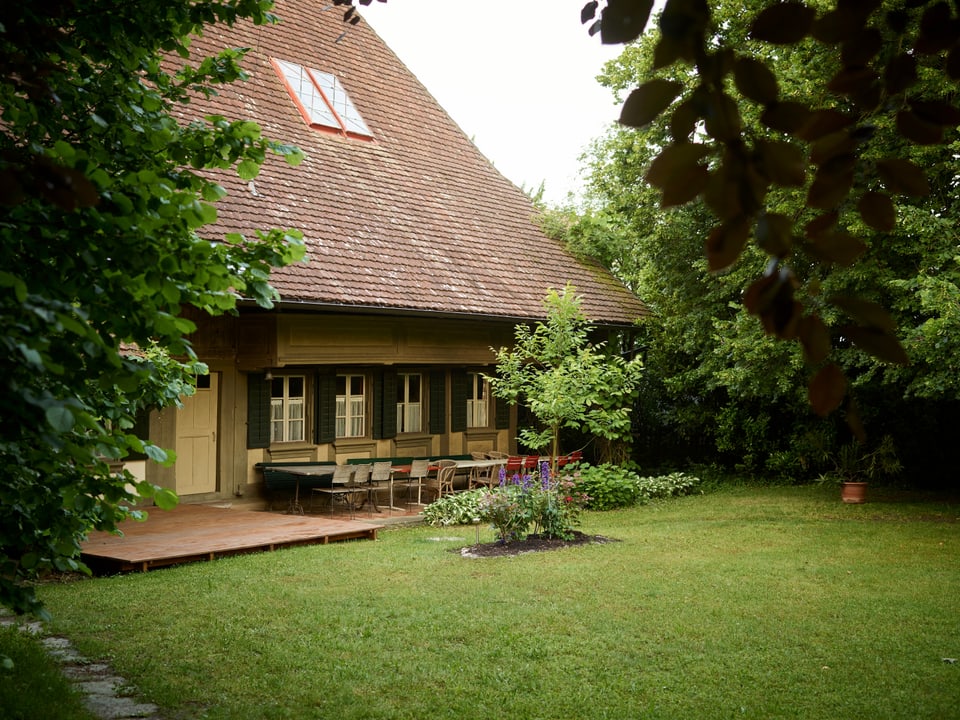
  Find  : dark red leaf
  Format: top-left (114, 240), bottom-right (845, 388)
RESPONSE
top-left (619, 80), bottom-right (684, 128)
top-left (897, 110), bottom-right (945, 145)
top-left (876, 158), bottom-right (930, 196)
top-left (832, 295), bottom-right (896, 332)
top-left (761, 101), bottom-right (813, 134)
top-left (798, 314), bottom-right (832, 365)
top-left (581, 0), bottom-right (599, 24)
top-left (601, 0), bottom-right (654, 44)
top-left (755, 212), bottom-right (794, 257)
top-left (750, 2), bottom-right (816, 44)
top-left (841, 325), bottom-right (910, 364)
top-left (884, 53), bottom-right (918, 94)
top-left (858, 191), bottom-right (896, 231)
top-left (705, 216), bottom-right (751, 271)
top-left (808, 230), bottom-right (867, 266)
top-left (734, 58), bottom-right (779, 104)
top-left (809, 363), bottom-right (847, 417)
top-left (757, 139), bottom-right (806, 187)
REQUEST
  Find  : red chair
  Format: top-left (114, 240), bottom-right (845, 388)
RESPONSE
top-left (522, 455), bottom-right (540, 471)
top-left (557, 454), bottom-right (569, 468)
top-left (504, 456), bottom-right (523, 476)
top-left (568, 450), bottom-right (583, 464)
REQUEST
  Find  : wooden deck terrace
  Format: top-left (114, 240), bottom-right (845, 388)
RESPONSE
top-left (80, 504), bottom-right (385, 574)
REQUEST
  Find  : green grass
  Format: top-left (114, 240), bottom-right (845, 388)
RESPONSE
top-left (31, 485), bottom-right (960, 719)
top-left (0, 625), bottom-right (98, 720)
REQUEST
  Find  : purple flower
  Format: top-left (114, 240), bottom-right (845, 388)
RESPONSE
top-left (540, 461), bottom-right (550, 480)
top-left (499, 467), bottom-right (506, 487)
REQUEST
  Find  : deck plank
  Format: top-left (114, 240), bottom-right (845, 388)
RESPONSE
top-left (81, 505), bottom-right (382, 573)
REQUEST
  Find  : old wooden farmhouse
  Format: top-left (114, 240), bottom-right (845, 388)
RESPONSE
top-left (130, 0), bottom-right (648, 505)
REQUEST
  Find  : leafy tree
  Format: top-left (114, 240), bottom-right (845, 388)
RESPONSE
top-left (488, 285), bottom-right (644, 475)
top-left (581, 0), bottom-right (960, 439)
top-left (552, 0), bottom-right (960, 478)
top-left (0, 1), bottom-right (304, 614)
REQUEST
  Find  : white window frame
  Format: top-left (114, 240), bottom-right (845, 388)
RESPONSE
top-left (272, 58), bottom-right (372, 138)
top-left (466, 372), bottom-right (489, 429)
top-left (271, 375), bottom-right (305, 443)
top-left (336, 374), bottom-right (366, 438)
top-left (396, 373), bottom-right (422, 434)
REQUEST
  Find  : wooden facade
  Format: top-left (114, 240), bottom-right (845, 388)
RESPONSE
top-left (143, 310), bottom-right (518, 503)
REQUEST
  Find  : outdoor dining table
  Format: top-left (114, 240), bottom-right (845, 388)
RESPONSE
top-left (269, 464), bottom-right (336, 515)
top-left (455, 458), bottom-right (507, 488)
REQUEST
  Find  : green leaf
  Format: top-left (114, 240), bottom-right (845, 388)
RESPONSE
top-left (154, 487), bottom-right (179, 511)
top-left (45, 405), bottom-right (76, 432)
top-left (237, 159), bottom-right (260, 180)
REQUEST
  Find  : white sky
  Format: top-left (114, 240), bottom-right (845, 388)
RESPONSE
top-left (358, 1), bottom-right (625, 205)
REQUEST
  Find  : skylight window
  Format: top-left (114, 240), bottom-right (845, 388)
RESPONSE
top-left (272, 58), bottom-right (372, 139)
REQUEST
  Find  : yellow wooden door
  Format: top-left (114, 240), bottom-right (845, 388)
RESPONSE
top-left (175, 374), bottom-right (219, 495)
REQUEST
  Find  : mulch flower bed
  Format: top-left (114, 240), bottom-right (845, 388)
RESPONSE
top-left (456, 531), bottom-right (618, 558)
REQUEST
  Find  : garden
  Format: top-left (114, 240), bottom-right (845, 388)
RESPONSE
top-left (6, 482), bottom-right (958, 720)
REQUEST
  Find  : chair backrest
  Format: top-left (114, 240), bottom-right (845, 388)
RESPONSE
top-left (569, 450), bottom-right (583, 464)
top-left (471, 451), bottom-right (487, 460)
top-left (522, 455), bottom-right (539, 469)
top-left (409, 459), bottom-right (432, 478)
top-left (437, 463), bottom-right (457, 489)
top-left (371, 461), bottom-right (393, 482)
top-left (332, 464), bottom-right (354, 484)
top-left (505, 456), bottom-right (523, 474)
top-left (436, 459), bottom-right (457, 468)
top-left (351, 464), bottom-right (371, 484)
top-left (486, 450), bottom-right (508, 459)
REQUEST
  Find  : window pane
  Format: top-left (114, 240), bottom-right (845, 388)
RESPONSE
top-left (288, 376), bottom-right (304, 398)
top-left (407, 405), bottom-right (421, 432)
top-left (277, 60), bottom-right (338, 128)
top-left (271, 377), bottom-right (284, 398)
top-left (350, 375), bottom-right (364, 395)
top-left (289, 420), bottom-right (304, 442)
top-left (289, 401), bottom-right (303, 420)
top-left (408, 374), bottom-right (421, 402)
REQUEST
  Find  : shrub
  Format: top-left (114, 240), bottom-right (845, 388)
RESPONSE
top-left (571, 463), bottom-right (641, 510)
top-left (636, 472), bottom-right (701, 502)
top-left (422, 489), bottom-right (486, 527)
top-left (478, 463), bottom-right (589, 542)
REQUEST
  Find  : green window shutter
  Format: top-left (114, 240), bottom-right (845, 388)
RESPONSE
top-left (429, 370), bottom-right (446, 435)
top-left (450, 370), bottom-right (467, 433)
top-left (315, 371), bottom-right (336, 445)
top-left (373, 369), bottom-right (397, 440)
top-left (247, 373), bottom-right (271, 449)
top-left (495, 395), bottom-right (510, 430)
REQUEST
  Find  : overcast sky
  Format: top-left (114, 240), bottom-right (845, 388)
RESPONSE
top-left (358, 1), bottom-right (625, 205)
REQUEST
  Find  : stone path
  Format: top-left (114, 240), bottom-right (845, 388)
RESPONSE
top-left (1, 611), bottom-right (163, 719)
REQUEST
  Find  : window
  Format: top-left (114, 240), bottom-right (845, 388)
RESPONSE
top-left (336, 374), bottom-right (366, 438)
top-left (466, 372), bottom-right (489, 428)
top-left (396, 373), bottom-right (422, 433)
top-left (271, 375), bottom-right (305, 443)
top-left (272, 58), bottom-right (372, 138)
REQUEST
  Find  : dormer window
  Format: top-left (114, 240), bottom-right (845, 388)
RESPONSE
top-left (272, 58), bottom-right (372, 139)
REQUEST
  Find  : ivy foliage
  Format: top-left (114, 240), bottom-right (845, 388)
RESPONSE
top-left (0, 1), bottom-right (305, 614)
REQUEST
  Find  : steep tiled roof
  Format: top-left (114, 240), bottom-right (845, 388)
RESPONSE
top-left (186, 1), bottom-right (648, 326)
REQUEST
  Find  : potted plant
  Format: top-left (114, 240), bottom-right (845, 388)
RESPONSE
top-left (834, 435), bottom-right (902, 504)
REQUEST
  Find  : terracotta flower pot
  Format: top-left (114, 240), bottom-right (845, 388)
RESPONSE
top-left (841, 481), bottom-right (868, 504)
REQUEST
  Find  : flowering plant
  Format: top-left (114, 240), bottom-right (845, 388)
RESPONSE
top-left (478, 462), bottom-right (590, 542)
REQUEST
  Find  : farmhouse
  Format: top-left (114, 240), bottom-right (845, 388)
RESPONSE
top-left (134, 0), bottom-right (648, 505)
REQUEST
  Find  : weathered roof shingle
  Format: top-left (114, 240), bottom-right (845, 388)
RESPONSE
top-left (187, 1), bottom-right (648, 326)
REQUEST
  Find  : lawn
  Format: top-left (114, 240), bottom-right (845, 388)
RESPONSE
top-left (31, 485), bottom-right (960, 719)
